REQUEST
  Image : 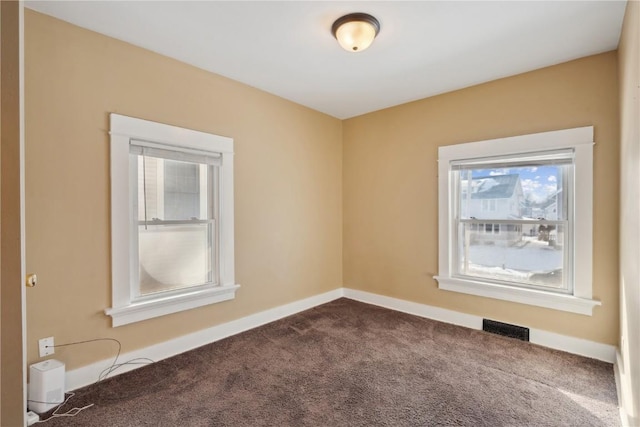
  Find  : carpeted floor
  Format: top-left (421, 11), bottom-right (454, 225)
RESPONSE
top-left (40, 298), bottom-right (619, 426)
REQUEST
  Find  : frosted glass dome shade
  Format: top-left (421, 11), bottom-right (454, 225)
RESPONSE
top-left (332, 13), bottom-right (380, 53)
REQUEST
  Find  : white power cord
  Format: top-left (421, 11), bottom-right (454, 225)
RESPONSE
top-left (28, 338), bottom-right (156, 423)
top-left (33, 393), bottom-right (94, 424)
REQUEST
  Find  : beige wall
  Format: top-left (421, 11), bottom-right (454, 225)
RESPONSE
top-left (343, 52), bottom-right (620, 345)
top-left (24, 10), bottom-right (343, 371)
top-left (2, 1), bottom-right (26, 425)
top-left (25, 7), bottom-right (623, 377)
top-left (618, 0), bottom-right (639, 422)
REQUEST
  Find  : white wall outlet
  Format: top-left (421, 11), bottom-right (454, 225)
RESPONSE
top-left (38, 337), bottom-right (54, 357)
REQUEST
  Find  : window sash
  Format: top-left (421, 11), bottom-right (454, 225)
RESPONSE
top-left (456, 163), bottom-right (571, 221)
top-left (135, 158), bottom-right (215, 222)
top-left (451, 153), bottom-right (575, 295)
top-left (134, 222), bottom-right (216, 301)
top-left (129, 146), bottom-right (220, 301)
top-left (453, 219), bottom-right (571, 293)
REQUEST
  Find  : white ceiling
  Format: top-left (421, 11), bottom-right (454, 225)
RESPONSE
top-left (26, 1), bottom-right (627, 119)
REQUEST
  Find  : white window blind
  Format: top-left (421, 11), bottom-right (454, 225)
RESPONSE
top-left (451, 149), bottom-right (574, 170)
top-left (130, 140), bottom-right (222, 166)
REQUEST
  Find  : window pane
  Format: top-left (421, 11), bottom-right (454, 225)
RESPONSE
top-left (164, 159), bottom-right (200, 220)
top-left (138, 223), bottom-right (213, 296)
top-left (460, 165), bottom-right (565, 220)
top-left (457, 223), bottom-right (566, 291)
top-left (136, 155), bottom-right (210, 221)
top-left (137, 156), bottom-right (159, 221)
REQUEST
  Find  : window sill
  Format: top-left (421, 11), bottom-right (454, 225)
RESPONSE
top-left (434, 276), bottom-right (600, 315)
top-left (105, 283), bottom-right (240, 327)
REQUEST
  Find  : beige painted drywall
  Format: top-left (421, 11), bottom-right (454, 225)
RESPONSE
top-left (24, 10), bottom-right (343, 371)
top-left (25, 6), bottom-right (623, 378)
top-left (618, 0), bottom-right (640, 422)
top-left (1, 2), bottom-right (26, 425)
top-left (343, 52), bottom-right (620, 345)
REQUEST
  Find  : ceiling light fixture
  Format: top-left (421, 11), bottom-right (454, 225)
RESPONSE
top-left (331, 13), bottom-right (380, 53)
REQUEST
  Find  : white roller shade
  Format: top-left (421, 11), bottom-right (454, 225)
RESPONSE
top-left (130, 139), bottom-right (222, 166)
top-left (451, 149), bottom-right (574, 170)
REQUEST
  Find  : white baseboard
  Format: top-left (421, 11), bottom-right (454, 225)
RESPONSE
top-left (343, 288), bottom-right (616, 363)
top-left (344, 288), bottom-right (482, 329)
top-left (529, 328), bottom-right (615, 363)
top-left (65, 286), bottom-right (617, 392)
top-left (614, 350), bottom-right (638, 427)
top-left (65, 288), bottom-right (344, 391)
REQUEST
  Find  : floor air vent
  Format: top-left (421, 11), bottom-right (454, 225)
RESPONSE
top-left (482, 319), bottom-right (529, 341)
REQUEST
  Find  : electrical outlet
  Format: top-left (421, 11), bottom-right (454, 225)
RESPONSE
top-left (38, 337), bottom-right (54, 357)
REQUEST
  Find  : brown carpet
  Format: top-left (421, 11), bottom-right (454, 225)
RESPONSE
top-left (41, 298), bottom-right (619, 426)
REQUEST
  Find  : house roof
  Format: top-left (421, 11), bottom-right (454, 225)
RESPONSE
top-left (464, 174), bottom-right (521, 200)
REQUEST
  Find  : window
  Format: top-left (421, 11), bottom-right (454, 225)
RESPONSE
top-left (435, 126), bottom-right (600, 315)
top-left (481, 199), bottom-right (497, 212)
top-left (106, 114), bottom-right (238, 326)
top-left (133, 146), bottom-right (217, 297)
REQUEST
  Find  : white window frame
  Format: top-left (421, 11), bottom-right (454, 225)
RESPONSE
top-left (434, 126), bottom-right (600, 315)
top-left (106, 114), bottom-right (239, 327)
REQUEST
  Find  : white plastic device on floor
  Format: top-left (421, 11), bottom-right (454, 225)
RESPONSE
top-left (28, 359), bottom-right (65, 413)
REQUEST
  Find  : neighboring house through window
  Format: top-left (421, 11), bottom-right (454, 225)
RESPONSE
top-left (106, 114), bottom-right (238, 326)
top-left (435, 126), bottom-right (600, 315)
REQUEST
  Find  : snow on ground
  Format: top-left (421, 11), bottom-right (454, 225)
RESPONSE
top-left (462, 237), bottom-right (563, 288)
top-left (467, 238), bottom-right (562, 272)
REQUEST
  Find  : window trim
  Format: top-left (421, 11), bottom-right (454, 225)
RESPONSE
top-left (106, 114), bottom-right (238, 327)
top-left (434, 126), bottom-right (600, 315)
